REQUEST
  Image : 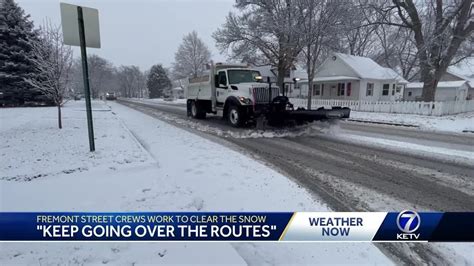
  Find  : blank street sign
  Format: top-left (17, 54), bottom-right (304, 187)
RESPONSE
top-left (60, 2), bottom-right (101, 48)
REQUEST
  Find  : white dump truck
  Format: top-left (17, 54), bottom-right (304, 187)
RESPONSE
top-left (186, 63), bottom-right (350, 127)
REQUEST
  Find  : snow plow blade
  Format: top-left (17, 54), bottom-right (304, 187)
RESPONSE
top-left (287, 107), bottom-right (351, 121)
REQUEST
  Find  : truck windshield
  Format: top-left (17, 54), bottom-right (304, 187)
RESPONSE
top-left (228, 70), bottom-right (261, 84)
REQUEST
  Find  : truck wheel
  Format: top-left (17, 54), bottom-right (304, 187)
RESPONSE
top-left (228, 105), bottom-right (243, 127)
top-left (191, 101), bottom-right (206, 119)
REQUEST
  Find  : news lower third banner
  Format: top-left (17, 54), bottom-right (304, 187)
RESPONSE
top-left (0, 212), bottom-right (472, 242)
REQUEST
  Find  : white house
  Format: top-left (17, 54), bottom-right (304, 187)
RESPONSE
top-left (298, 53), bottom-right (408, 101)
top-left (170, 78), bottom-right (189, 99)
top-left (405, 81), bottom-right (470, 101)
top-left (405, 71), bottom-right (473, 101)
top-left (171, 87), bottom-right (184, 99)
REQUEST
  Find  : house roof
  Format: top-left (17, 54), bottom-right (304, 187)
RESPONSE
top-left (446, 69), bottom-right (468, 80)
top-left (382, 67), bottom-right (409, 84)
top-left (446, 67), bottom-right (474, 87)
top-left (314, 76), bottom-right (360, 82)
top-left (333, 53), bottom-right (408, 83)
top-left (293, 69), bottom-right (307, 79)
top-left (406, 80), bottom-right (468, 89)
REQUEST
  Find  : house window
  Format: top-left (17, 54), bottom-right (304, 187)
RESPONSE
top-left (392, 84), bottom-right (395, 95)
top-left (313, 84), bottom-right (320, 96)
top-left (347, 82), bottom-right (352, 96)
top-left (321, 84), bottom-right (324, 96)
top-left (337, 83), bottom-right (345, 96)
top-left (382, 84), bottom-right (390, 96)
top-left (366, 83), bottom-right (374, 96)
top-left (408, 91), bottom-right (412, 96)
top-left (396, 85), bottom-right (402, 93)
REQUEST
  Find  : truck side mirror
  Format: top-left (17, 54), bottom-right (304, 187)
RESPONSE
top-left (214, 75), bottom-right (219, 88)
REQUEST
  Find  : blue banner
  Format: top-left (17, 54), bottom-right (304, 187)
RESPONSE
top-left (0, 212), bottom-right (292, 241)
top-left (0, 212), bottom-right (472, 242)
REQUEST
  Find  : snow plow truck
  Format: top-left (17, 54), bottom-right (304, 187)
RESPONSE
top-left (186, 63), bottom-right (350, 127)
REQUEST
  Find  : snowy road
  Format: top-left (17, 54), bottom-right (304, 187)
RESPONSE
top-left (117, 98), bottom-right (473, 211)
top-left (121, 98), bottom-right (474, 152)
top-left (117, 98), bottom-right (474, 264)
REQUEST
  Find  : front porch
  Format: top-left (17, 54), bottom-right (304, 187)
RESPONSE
top-left (297, 76), bottom-right (361, 100)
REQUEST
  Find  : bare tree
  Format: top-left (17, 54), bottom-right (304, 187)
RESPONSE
top-left (25, 22), bottom-right (73, 129)
top-left (117, 65), bottom-right (144, 98)
top-left (71, 54), bottom-right (115, 98)
top-left (344, 26), bottom-right (380, 57)
top-left (372, 25), bottom-right (420, 81)
top-left (88, 55), bottom-right (115, 98)
top-left (367, 0), bottom-right (473, 101)
top-left (139, 69), bottom-right (148, 98)
top-left (173, 31), bottom-right (211, 79)
top-left (298, 0), bottom-right (340, 109)
top-left (214, 0), bottom-right (306, 90)
top-left (339, 2), bottom-right (381, 56)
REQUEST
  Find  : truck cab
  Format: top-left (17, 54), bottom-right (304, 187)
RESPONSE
top-left (215, 68), bottom-right (261, 106)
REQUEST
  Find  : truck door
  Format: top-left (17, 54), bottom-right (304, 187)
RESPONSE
top-left (216, 71), bottom-right (228, 105)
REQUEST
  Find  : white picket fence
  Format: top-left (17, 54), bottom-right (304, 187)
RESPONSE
top-left (290, 98), bottom-right (474, 116)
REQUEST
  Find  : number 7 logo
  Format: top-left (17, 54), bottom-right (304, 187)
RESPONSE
top-left (397, 211), bottom-right (421, 233)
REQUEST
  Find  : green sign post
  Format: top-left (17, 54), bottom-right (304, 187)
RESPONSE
top-left (60, 3), bottom-right (101, 152)
top-left (77, 6), bottom-right (95, 151)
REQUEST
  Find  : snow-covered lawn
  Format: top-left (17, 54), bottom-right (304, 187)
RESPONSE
top-left (128, 97), bottom-right (186, 105)
top-left (0, 101), bottom-right (390, 264)
top-left (0, 101), bottom-right (150, 182)
top-left (350, 111), bottom-right (474, 133)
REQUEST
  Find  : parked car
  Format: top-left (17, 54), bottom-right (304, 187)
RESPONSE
top-left (105, 92), bottom-right (117, 100)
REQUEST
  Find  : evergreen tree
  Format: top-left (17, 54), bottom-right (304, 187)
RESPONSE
top-left (0, 0), bottom-right (39, 105)
top-left (147, 64), bottom-right (171, 98)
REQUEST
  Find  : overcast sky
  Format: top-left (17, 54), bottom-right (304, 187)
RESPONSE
top-left (17, 0), bottom-right (235, 70)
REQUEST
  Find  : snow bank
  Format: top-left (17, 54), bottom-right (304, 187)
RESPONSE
top-left (350, 111), bottom-right (474, 133)
top-left (130, 98), bottom-right (187, 105)
top-left (338, 134), bottom-right (474, 166)
top-left (0, 101), bottom-right (391, 264)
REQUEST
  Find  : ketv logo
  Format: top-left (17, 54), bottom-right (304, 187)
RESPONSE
top-left (396, 210), bottom-right (421, 240)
